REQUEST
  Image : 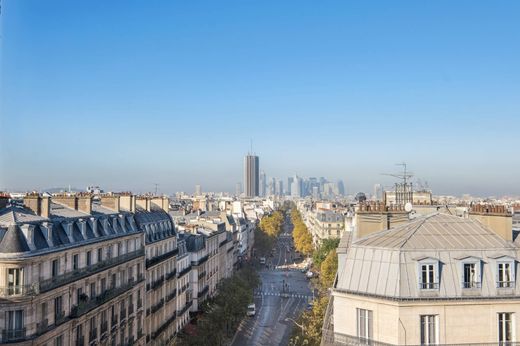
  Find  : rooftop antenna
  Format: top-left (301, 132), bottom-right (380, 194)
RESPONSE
top-left (250, 138), bottom-right (253, 155)
top-left (381, 162), bottom-right (414, 205)
top-left (381, 162), bottom-right (414, 185)
top-left (154, 183), bottom-right (159, 195)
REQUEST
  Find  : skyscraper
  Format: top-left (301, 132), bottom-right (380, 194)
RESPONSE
top-left (243, 154), bottom-right (259, 197)
top-left (259, 171), bottom-right (267, 197)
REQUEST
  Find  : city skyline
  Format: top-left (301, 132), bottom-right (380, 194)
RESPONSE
top-left (1, 1), bottom-right (520, 196)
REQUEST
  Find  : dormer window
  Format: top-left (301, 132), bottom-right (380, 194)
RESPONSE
top-left (416, 258), bottom-right (440, 290)
top-left (497, 262), bottom-right (514, 288)
top-left (456, 256), bottom-right (482, 289)
top-left (463, 263), bottom-right (479, 288)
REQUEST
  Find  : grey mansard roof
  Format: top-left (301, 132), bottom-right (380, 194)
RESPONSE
top-left (0, 203), bottom-right (140, 257)
top-left (336, 213), bottom-right (520, 300)
top-left (0, 225), bottom-right (31, 253)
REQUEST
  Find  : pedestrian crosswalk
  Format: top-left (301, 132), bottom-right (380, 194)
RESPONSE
top-left (254, 290), bottom-right (313, 300)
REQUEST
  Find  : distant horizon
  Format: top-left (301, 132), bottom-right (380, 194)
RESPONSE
top-left (1, 1), bottom-right (519, 197)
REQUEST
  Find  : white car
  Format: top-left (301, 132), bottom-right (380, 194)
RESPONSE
top-left (247, 303), bottom-right (256, 316)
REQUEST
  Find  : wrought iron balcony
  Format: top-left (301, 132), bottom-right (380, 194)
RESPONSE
top-left (145, 248), bottom-right (179, 269)
top-left (55, 310), bottom-right (67, 325)
top-left (100, 321), bottom-right (108, 335)
top-left (1, 328), bottom-right (26, 342)
top-left (70, 279), bottom-right (142, 318)
top-left (149, 275), bottom-right (165, 291)
top-left (36, 318), bottom-right (49, 335)
top-left (120, 308), bottom-right (127, 323)
top-left (198, 285), bottom-right (209, 298)
top-left (497, 281), bottom-right (515, 288)
top-left (165, 289), bottom-right (177, 302)
top-left (89, 328), bottom-right (97, 343)
top-left (40, 249), bottom-right (144, 293)
top-left (150, 298), bottom-right (164, 314)
top-left (177, 300), bottom-right (193, 316)
top-left (177, 265), bottom-right (191, 278)
top-left (165, 269), bottom-right (177, 281)
top-left (192, 254), bottom-right (209, 266)
top-left (151, 312), bottom-right (177, 339)
top-left (0, 284), bottom-right (40, 297)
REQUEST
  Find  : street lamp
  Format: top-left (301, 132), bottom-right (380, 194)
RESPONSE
top-left (285, 317), bottom-right (304, 334)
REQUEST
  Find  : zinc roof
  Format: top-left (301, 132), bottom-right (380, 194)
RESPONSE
top-left (354, 213), bottom-right (513, 250)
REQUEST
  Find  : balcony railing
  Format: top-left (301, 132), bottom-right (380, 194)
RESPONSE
top-left (165, 269), bottom-right (177, 281)
top-left (497, 281), bottom-right (515, 288)
top-left (36, 318), bottom-right (49, 335)
top-left (151, 312), bottom-right (177, 339)
top-left (120, 308), bottom-right (127, 322)
top-left (150, 298), bottom-right (165, 314)
top-left (0, 284), bottom-right (40, 297)
top-left (137, 329), bottom-right (144, 340)
top-left (1, 328), bottom-right (26, 343)
top-left (146, 248), bottom-right (179, 269)
top-left (166, 289), bottom-right (177, 302)
top-left (462, 281), bottom-right (482, 289)
top-left (198, 271), bottom-right (206, 280)
top-left (89, 328), bottom-right (97, 343)
top-left (111, 315), bottom-right (119, 330)
top-left (192, 254), bottom-right (209, 266)
top-left (150, 276), bottom-right (165, 291)
top-left (55, 310), bottom-right (67, 325)
top-left (419, 282), bottom-right (439, 290)
top-left (198, 285), bottom-right (209, 298)
top-left (70, 279), bottom-right (142, 318)
top-left (177, 265), bottom-right (191, 278)
top-left (177, 300), bottom-right (193, 316)
top-left (100, 321), bottom-right (108, 335)
top-left (40, 249), bottom-right (144, 293)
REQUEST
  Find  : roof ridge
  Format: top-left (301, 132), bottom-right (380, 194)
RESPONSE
top-left (398, 214), bottom-right (437, 249)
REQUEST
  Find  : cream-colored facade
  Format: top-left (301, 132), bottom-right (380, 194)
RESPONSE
top-left (327, 213), bottom-right (520, 346)
top-left (0, 194), bottom-right (146, 346)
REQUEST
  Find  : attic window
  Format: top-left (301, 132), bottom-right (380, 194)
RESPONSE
top-left (417, 258), bottom-right (440, 290)
top-left (458, 257), bottom-right (482, 289)
top-left (497, 261), bottom-right (515, 289)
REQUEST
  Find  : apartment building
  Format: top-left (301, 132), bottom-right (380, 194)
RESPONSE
top-left (0, 193), bottom-right (145, 346)
top-left (182, 233), bottom-right (208, 313)
top-left (325, 213), bottom-right (520, 345)
top-left (174, 239), bottom-right (192, 333)
top-left (133, 196), bottom-right (178, 346)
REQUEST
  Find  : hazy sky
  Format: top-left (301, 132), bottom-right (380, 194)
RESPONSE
top-left (1, 1), bottom-right (519, 196)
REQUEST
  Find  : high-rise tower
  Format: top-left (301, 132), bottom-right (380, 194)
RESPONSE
top-left (244, 154), bottom-right (259, 197)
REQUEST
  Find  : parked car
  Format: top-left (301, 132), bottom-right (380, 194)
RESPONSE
top-left (259, 257), bottom-right (266, 265)
top-left (247, 303), bottom-right (256, 316)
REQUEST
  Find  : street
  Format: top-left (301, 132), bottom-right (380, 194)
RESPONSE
top-left (232, 216), bottom-right (313, 346)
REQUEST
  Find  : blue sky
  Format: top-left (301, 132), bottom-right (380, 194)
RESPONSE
top-left (1, 1), bottom-right (519, 196)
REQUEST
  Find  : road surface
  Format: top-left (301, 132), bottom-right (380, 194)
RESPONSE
top-left (232, 216), bottom-right (313, 346)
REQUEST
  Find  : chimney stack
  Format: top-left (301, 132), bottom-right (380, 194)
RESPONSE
top-left (53, 194), bottom-right (78, 210)
top-left (151, 196), bottom-right (170, 213)
top-left (136, 196), bottom-right (151, 212)
top-left (120, 193), bottom-right (136, 213)
top-left (41, 196), bottom-right (51, 218)
top-left (77, 193), bottom-right (93, 214)
top-left (101, 194), bottom-right (121, 212)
